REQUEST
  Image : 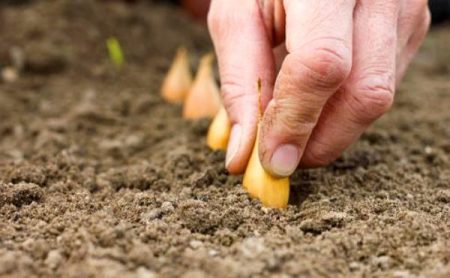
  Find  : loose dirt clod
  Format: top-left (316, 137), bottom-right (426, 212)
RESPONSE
top-left (0, 182), bottom-right (43, 208)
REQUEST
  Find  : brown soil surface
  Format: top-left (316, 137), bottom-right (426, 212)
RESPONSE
top-left (0, 1), bottom-right (449, 277)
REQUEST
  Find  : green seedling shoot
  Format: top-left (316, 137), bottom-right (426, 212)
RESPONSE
top-left (106, 37), bottom-right (124, 69)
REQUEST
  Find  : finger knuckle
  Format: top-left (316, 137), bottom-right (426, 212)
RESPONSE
top-left (221, 79), bottom-right (256, 112)
top-left (208, 3), bottom-right (260, 37)
top-left (311, 46), bottom-right (352, 83)
top-left (304, 142), bottom-right (337, 167)
top-left (268, 98), bottom-right (317, 140)
top-left (207, 9), bottom-right (223, 36)
top-left (288, 44), bottom-right (351, 90)
top-left (411, 0), bottom-right (429, 11)
top-left (348, 77), bottom-right (395, 123)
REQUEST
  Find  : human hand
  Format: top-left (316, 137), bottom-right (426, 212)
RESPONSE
top-left (208, 0), bottom-right (430, 176)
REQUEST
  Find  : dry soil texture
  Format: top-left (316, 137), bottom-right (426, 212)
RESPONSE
top-left (0, 1), bottom-right (449, 277)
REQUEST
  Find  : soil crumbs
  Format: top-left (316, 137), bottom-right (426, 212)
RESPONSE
top-left (0, 1), bottom-right (449, 277)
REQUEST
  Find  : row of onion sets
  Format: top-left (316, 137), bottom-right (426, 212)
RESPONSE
top-left (160, 48), bottom-right (290, 209)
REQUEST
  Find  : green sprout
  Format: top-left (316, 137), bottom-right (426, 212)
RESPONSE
top-left (106, 37), bottom-right (124, 69)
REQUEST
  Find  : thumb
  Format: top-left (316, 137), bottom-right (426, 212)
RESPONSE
top-left (259, 0), bottom-right (354, 177)
top-left (208, 0), bottom-right (275, 174)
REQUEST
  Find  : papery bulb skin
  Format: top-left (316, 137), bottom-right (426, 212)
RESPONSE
top-left (161, 47), bottom-right (192, 103)
top-left (243, 124), bottom-right (290, 209)
top-left (183, 53), bottom-right (221, 119)
top-left (207, 107), bottom-right (231, 151)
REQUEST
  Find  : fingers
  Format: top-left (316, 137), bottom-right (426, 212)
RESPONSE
top-left (208, 0), bottom-right (276, 174)
top-left (396, 1), bottom-right (431, 83)
top-left (273, 43), bottom-right (288, 74)
top-left (259, 0), bottom-right (286, 46)
top-left (259, 0), bottom-right (355, 177)
top-left (300, 0), bottom-right (401, 167)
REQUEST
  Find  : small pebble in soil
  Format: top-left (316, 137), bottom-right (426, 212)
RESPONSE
top-left (1, 67), bottom-right (18, 83)
top-left (189, 240), bottom-right (203, 249)
top-left (348, 261), bottom-right (361, 271)
top-left (45, 250), bottom-right (63, 270)
top-left (136, 267), bottom-right (156, 278)
top-left (371, 255), bottom-right (392, 270)
top-left (208, 249), bottom-right (219, 257)
top-left (392, 270), bottom-right (412, 278)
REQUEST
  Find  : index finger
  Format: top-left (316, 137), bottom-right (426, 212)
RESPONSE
top-left (208, 0), bottom-right (276, 174)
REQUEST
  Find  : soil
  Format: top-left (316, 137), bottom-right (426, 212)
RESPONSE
top-left (0, 1), bottom-right (449, 277)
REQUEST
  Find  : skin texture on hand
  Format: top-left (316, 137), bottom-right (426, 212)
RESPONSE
top-left (208, 0), bottom-right (431, 177)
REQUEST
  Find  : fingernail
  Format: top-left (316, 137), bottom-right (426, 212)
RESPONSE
top-left (270, 144), bottom-right (300, 177)
top-left (226, 124), bottom-right (242, 167)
